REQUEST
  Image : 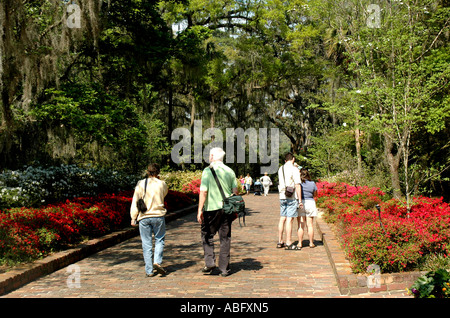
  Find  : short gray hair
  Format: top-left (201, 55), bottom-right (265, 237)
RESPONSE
top-left (210, 147), bottom-right (225, 161)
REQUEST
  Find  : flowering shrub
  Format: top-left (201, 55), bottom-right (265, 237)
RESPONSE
top-left (160, 170), bottom-right (203, 193)
top-left (339, 208), bottom-right (423, 273)
top-left (182, 178), bottom-right (201, 195)
top-left (317, 181), bottom-right (450, 273)
top-left (0, 192), bottom-right (130, 265)
top-left (163, 170), bottom-right (245, 197)
top-left (316, 181), bottom-right (385, 223)
top-left (316, 181), bottom-right (385, 202)
top-left (180, 177), bottom-right (246, 196)
top-left (319, 197), bottom-right (365, 223)
top-left (0, 165), bottom-right (137, 209)
top-left (0, 189), bottom-right (193, 266)
top-left (165, 190), bottom-right (195, 211)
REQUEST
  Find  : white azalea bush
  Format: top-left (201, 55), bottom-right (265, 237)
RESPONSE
top-left (0, 165), bottom-right (137, 209)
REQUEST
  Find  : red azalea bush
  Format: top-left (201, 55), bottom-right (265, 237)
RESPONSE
top-left (319, 197), bottom-right (366, 223)
top-left (316, 181), bottom-right (385, 223)
top-left (0, 189), bottom-right (193, 266)
top-left (0, 192), bottom-right (133, 265)
top-left (317, 181), bottom-right (450, 273)
top-left (182, 178), bottom-right (201, 195)
top-left (339, 207), bottom-right (424, 273)
top-left (164, 190), bottom-right (195, 212)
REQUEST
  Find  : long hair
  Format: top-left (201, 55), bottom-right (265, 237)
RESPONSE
top-left (300, 169), bottom-right (312, 183)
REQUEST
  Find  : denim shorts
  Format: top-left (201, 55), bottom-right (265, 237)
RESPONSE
top-left (280, 199), bottom-right (298, 218)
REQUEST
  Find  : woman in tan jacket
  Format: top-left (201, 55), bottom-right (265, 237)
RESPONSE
top-left (130, 163), bottom-right (168, 277)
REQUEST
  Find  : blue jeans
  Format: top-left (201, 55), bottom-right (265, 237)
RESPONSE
top-left (280, 199), bottom-right (298, 217)
top-left (139, 217), bottom-right (165, 275)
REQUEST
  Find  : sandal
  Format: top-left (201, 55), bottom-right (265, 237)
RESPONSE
top-left (285, 243), bottom-right (301, 250)
top-left (277, 242), bottom-right (285, 248)
top-left (309, 244), bottom-right (316, 248)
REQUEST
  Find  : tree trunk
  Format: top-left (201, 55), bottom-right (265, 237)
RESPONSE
top-left (189, 90), bottom-right (196, 130)
top-left (168, 86), bottom-right (173, 139)
top-left (210, 96), bottom-right (215, 129)
top-left (355, 114), bottom-right (362, 176)
top-left (384, 133), bottom-right (402, 199)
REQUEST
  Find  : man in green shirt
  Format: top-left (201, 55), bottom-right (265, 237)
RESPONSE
top-left (197, 147), bottom-right (238, 277)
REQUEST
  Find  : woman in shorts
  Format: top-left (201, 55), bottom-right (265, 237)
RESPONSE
top-left (297, 169), bottom-right (318, 248)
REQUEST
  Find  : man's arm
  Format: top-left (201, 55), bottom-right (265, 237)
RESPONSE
top-left (232, 187), bottom-right (238, 195)
top-left (295, 184), bottom-right (302, 200)
top-left (295, 184), bottom-right (303, 208)
top-left (197, 190), bottom-right (207, 224)
top-left (293, 168), bottom-right (303, 206)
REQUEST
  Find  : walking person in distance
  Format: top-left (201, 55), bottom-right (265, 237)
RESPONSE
top-left (260, 172), bottom-right (272, 196)
top-left (244, 173), bottom-right (253, 195)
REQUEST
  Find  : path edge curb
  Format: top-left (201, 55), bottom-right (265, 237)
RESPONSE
top-left (315, 212), bottom-right (425, 296)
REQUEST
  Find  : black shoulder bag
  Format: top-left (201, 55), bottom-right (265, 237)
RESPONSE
top-left (282, 166), bottom-right (295, 197)
top-left (136, 178), bottom-right (148, 213)
top-left (210, 167), bottom-right (246, 226)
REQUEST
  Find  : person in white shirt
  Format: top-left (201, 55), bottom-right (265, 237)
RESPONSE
top-left (277, 152), bottom-right (303, 250)
top-left (260, 172), bottom-right (272, 196)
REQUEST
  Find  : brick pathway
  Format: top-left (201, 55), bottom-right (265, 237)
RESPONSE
top-left (1, 194), bottom-right (409, 299)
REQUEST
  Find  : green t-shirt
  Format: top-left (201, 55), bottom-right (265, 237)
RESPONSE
top-left (200, 161), bottom-right (237, 211)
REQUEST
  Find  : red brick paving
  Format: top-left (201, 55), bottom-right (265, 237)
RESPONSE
top-left (1, 193), bottom-right (410, 298)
